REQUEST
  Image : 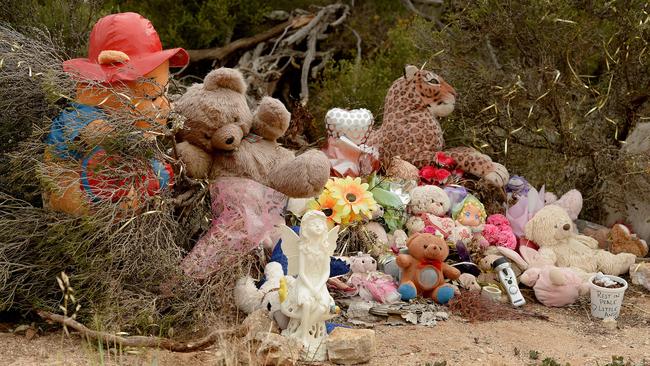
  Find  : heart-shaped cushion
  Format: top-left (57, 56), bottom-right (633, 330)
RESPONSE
top-left (325, 108), bottom-right (374, 145)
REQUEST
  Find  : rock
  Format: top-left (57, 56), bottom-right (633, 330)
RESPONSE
top-left (241, 309), bottom-right (279, 341)
top-left (347, 301), bottom-right (374, 320)
top-left (419, 312), bottom-right (437, 326)
top-left (403, 312), bottom-right (418, 324)
top-left (255, 332), bottom-right (303, 366)
top-left (326, 328), bottom-right (376, 365)
top-left (486, 347), bottom-right (493, 354)
top-left (434, 311), bottom-right (449, 321)
top-left (602, 317), bottom-right (617, 330)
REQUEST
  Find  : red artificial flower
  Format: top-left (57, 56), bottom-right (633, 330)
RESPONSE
top-left (431, 168), bottom-right (451, 183)
top-left (419, 166), bottom-right (438, 181)
top-left (435, 152), bottom-right (456, 168)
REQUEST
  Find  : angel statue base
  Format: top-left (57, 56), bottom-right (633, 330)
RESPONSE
top-left (279, 210), bottom-right (340, 361)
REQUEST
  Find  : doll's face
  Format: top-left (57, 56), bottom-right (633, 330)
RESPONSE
top-left (457, 204), bottom-right (483, 227)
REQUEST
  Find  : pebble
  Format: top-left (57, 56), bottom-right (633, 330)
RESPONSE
top-left (486, 347), bottom-right (494, 354)
top-left (601, 345), bottom-right (607, 349)
top-left (479, 348), bottom-right (486, 354)
top-left (602, 317), bottom-right (617, 330)
top-left (434, 311), bottom-right (450, 320)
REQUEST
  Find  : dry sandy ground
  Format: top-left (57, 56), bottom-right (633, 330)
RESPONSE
top-left (0, 287), bottom-right (648, 366)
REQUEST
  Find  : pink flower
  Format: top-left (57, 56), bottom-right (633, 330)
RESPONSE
top-left (451, 168), bottom-right (464, 178)
top-left (435, 152), bottom-right (456, 168)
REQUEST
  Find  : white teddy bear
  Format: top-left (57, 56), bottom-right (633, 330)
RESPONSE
top-left (234, 261), bottom-right (293, 329)
top-left (524, 205), bottom-right (636, 279)
top-left (406, 185), bottom-right (471, 245)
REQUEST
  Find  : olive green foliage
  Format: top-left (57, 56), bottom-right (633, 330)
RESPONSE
top-left (311, 18), bottom-right (426, 124)
top-left (0, 0), bottom-right (104, 56)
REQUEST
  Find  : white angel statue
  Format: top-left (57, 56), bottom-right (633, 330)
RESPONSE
top-left (279, 210), bottom-right (339, 361)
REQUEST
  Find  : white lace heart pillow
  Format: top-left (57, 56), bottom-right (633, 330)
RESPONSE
top-left (325, 108), bottom-right (374, 145)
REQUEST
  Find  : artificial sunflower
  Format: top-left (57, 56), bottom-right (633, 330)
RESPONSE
top-left (307, 190), bottom-right (345, 227)
top-left (327, 177), bottom-right (378, 220)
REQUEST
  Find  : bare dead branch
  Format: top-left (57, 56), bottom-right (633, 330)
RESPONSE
top-left (401, 0), bottom-right (436, 21)
top-left (38, 310), bottom-right (238, 353)
top-left (346, 25), bottom-right (362, 65)
top-left (187, 15), bottom-right (313, 63)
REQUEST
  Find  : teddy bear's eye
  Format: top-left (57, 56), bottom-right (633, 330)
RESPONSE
top-left (266, 302), bottom-right (272, 311)
top-left (204, 132), bottom-right (211, 140)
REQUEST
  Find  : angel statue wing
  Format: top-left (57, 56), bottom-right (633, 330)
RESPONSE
top-left (279, 224), bottom-right (301, 277)
top-left (325, 225), bottom-right (340, 257)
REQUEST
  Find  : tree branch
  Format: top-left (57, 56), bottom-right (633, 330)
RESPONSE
top-left (187, 15), bottom-right (314, 63)
top-left (38, 310), bottom-right (238, 353)
top-left (400, 0), bottom-right (436, 21)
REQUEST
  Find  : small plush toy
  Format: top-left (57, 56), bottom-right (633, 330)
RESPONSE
top-left (43, 12), bottom-right (184, 215)
top-left (544, 189), bottom-right (583, 221)
top-left (385, 156), bottom-right (420, 181)
top-left (234, 261), bottom-right (293, 329)
top-left (347, 253), bottom-right (401, 304)
top-left (525, 205), bottom-right (636, 278)
top-left (457, 273), bottom-right (481, 292)
top-left (396, 233), bottom-right (461, 304)
top-left (406, 185), bottom-right (454, 235)
top-left (365, 65), bottom-right (509, 186)
top-left (452, 194), bottom-right (488, 248)
top-left (174, 67), bottom-right (330, 198)
top-left (482, 214), bottom-right (517, 249)
top-left (497, 246), bottom-right (587, 307)
top-left (610, 224), bottom-right (648, 258)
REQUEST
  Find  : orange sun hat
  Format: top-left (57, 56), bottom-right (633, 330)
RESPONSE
top-left (63, 12), bottom-right (189, 83)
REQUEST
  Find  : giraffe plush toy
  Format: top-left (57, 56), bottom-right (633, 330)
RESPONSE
top-left (366, 65), bottom-right (509, 186)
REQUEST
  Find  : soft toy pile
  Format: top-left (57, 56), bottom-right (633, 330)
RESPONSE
top-left (172, 64), bottom-right (647, 360)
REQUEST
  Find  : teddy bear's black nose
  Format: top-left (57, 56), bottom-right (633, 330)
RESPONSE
top-left (225, 137), bottom-right (235, 145)
top-left (563, 223), bottom-right (571, 230)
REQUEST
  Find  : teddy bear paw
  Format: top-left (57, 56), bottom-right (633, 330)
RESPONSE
top-left (484, 162), bottom-right (509, 187)
top-left (271, 150), bottom-right (330, 198)
top-left (432, 285), bottom-right (455, 304)
top-left (398, 283), bottom-right (417, 301)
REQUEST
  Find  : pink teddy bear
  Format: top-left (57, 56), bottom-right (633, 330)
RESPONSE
top-left (482, 214), bottom-right (517, 250)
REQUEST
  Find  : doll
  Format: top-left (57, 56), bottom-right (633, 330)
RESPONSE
top-left (347, 252), bottom-right (401, 304)
top-left (452, 195), bottom-right (489, 249)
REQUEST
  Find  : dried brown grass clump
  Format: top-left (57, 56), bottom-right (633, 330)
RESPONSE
top-left (0, 26), bottom-right (259, 334)
top-left (448, 291), bottom-right (548, 323)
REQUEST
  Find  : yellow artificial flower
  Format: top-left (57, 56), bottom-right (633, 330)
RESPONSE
top-left (308, 191), bottom-right (344, 227)
top-left (327, 177), bottom-right (378, 221)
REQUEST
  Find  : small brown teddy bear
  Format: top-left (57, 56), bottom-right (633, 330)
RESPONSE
top-left (396, 233), bottom-right (461, 304)
top-left (174, 67), bottom-right (330, 198)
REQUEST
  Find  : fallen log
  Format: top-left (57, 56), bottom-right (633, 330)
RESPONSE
top-left (187, 15), bottom-right (314, 63)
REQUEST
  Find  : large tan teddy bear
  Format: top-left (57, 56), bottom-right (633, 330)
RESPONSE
top-left (525, 205), bottom-right (636, 279)
top-left (174, 67), bottom-right (330, 198)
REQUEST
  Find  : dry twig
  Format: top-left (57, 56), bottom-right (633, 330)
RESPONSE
top-left (38, 310), bottom-right (238, 352)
